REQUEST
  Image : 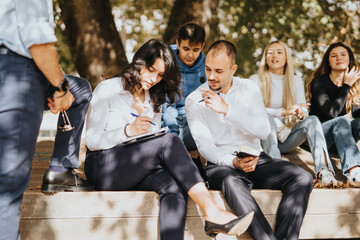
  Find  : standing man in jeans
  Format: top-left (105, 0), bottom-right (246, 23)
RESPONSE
top-left (162, 22), bottom-right (206, 150)
top-left (0, 1), bottom-right (93, 239)
top-left (186, 40), bottom-right (313, 240)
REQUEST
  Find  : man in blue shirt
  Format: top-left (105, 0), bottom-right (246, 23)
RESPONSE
top-left (162, 22), bottom-right (206, 150)
top-left (0, 1), bottom-right (93, 239)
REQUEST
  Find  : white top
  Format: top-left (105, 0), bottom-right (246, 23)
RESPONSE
top-left (86, 77), bottom-right (161, 151)
top-left (185, 77), bottom-right (270, 168)
top-left (249, 73), bottom-right (307, 117)
top-left (0, 0), bottom-right (57, 58)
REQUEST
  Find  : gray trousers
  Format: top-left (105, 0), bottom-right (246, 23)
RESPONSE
top-left (0, 52), bottom-right (91, 240)
top-left (206, 153), bottom-right (313, 240)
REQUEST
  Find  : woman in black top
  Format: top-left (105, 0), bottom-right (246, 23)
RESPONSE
top-left (308, 42), bottom-right (360, 186)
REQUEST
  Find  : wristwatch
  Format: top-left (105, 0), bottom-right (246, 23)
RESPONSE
top-left (53, 78), bottom-right (69, 92)
top-left (48, 78), bottom-right (69, 98)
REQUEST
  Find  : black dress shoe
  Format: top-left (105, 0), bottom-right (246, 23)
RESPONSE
top-left (204, 211), bottom-right (254, 237)
top-left (41, 169), bottom-right (94, 193)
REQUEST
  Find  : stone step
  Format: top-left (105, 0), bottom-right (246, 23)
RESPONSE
top-left (20, 137), bottom-right (359, 239)
top-left (20, 189), bottom-right (360, 240)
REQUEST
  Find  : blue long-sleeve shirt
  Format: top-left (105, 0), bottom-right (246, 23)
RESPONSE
top-left (162, 44), bottom-right (206, 134)
top-left (0, 0), bottom-right (57, 58)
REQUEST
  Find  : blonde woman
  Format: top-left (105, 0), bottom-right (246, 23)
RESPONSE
top-left (308, 42), bottom-right (360, 186)
top-left (250, 41), bottom-right (336, 186)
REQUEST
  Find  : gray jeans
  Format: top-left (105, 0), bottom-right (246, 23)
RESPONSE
top-left (262, 114), bottom-right (332, 176)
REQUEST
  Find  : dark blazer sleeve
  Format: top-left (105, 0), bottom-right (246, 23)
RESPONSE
top-left (310, 79), bottom-right (350, 119)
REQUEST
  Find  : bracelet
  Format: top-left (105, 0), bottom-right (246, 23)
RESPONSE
top-left (124, 123), bottom-right (132, 138)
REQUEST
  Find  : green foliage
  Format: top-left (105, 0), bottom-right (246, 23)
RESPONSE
top-left (217, 0), bottom-right (360, 84)
top-left (54, 0), bottom-right (360, 85)
top-left (110, 0), bottom-right (173, 58)
top-left (53, 0), bottom-right (77, 74)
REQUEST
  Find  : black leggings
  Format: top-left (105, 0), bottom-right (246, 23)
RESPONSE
top-left (85, 133), bottom-right (203, 240)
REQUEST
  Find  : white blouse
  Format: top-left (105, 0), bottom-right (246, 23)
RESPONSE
top-left (249, 72), bottom-right (307, 117)
top-left (86, 77), bottom-right (161, 151)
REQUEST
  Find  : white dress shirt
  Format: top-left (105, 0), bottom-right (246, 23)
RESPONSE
top-left (86, 77), bottom-right (161, 151)
top-left (0, 0), bottom-right (57, 58)
top-left (249, 73), bottom-right (308, 118)
top-left (185, 77), bottom-right (270, 168)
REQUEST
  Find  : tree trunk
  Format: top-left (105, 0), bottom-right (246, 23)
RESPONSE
top-left (58, 0), bottom-right (128, 89)
top-left (163, 0), bottom-right (219, 45)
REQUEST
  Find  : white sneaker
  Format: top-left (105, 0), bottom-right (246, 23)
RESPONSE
top-left (318, 169), bottom-right (337, 187)
top-left (347, 167), bottom-right (360, 187)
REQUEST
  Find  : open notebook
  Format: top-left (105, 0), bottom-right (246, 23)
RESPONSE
top-left (122, 127), bottom-right (169, 145)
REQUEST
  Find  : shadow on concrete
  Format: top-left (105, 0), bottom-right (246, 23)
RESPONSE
top-left (20, 193), bottom-right (57, 240)
top-left (337, 189), bottom-right (360, 238)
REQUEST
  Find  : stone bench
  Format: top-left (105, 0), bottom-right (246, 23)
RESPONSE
top-left (20, 138), bottom-right (360, 239)
top-left (20, 189), bottom-right (360, 240)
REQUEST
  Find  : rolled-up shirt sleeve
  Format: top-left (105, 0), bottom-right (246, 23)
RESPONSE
top-left (16, 0), bottom-right (57, 49)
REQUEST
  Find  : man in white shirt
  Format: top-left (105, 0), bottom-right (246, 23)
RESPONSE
top-left (185, 40), bottom-right (313, 240)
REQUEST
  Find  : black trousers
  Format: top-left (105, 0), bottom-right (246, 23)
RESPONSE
top-left (85, 133), bottom-right (203, 240)
top-left (206, 153), bottom-right (313, 240)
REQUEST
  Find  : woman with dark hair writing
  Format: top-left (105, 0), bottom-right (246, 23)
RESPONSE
top-left (84, 39), bottom-right (253, 240)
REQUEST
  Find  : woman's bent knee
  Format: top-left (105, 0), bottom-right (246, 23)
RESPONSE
top-left (334, 116), bottom-right (351, 129)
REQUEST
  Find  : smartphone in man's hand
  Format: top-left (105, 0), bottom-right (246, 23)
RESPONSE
top-left (233, 145), bottom-right (260, 158)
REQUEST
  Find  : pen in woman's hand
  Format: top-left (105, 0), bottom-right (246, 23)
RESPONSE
top-left (130, 112), bottom-right (156, 125)
top-left (198, 92), bottom-right (221, 103)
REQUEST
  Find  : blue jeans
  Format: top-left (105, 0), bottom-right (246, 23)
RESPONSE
top-left (176, 114), bottom-right (197, 150)
top-left (0, 53), bottom-right (91, 240)
top-left (48, 74), bottom-right (92, 169)
top-left (262, 115), bottom-right (332, 175)
top-left (322, 116), bottom-right (360, 173)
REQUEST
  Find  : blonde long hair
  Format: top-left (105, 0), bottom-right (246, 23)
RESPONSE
top-left (347, 81), bottom-right (360, 113)
top-left (258, 41), bottom-right (297, 126)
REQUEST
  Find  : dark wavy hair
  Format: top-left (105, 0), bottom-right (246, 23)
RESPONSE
top-left (117, 39), bottom-right (181, 112)
top-left (308, 42), bottom-right (357, 100)
top-left (312, 42), bottom-right (357, 80)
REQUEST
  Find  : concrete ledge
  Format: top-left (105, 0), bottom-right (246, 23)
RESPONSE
top-left (20, 189), bottom-right (360, 240)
